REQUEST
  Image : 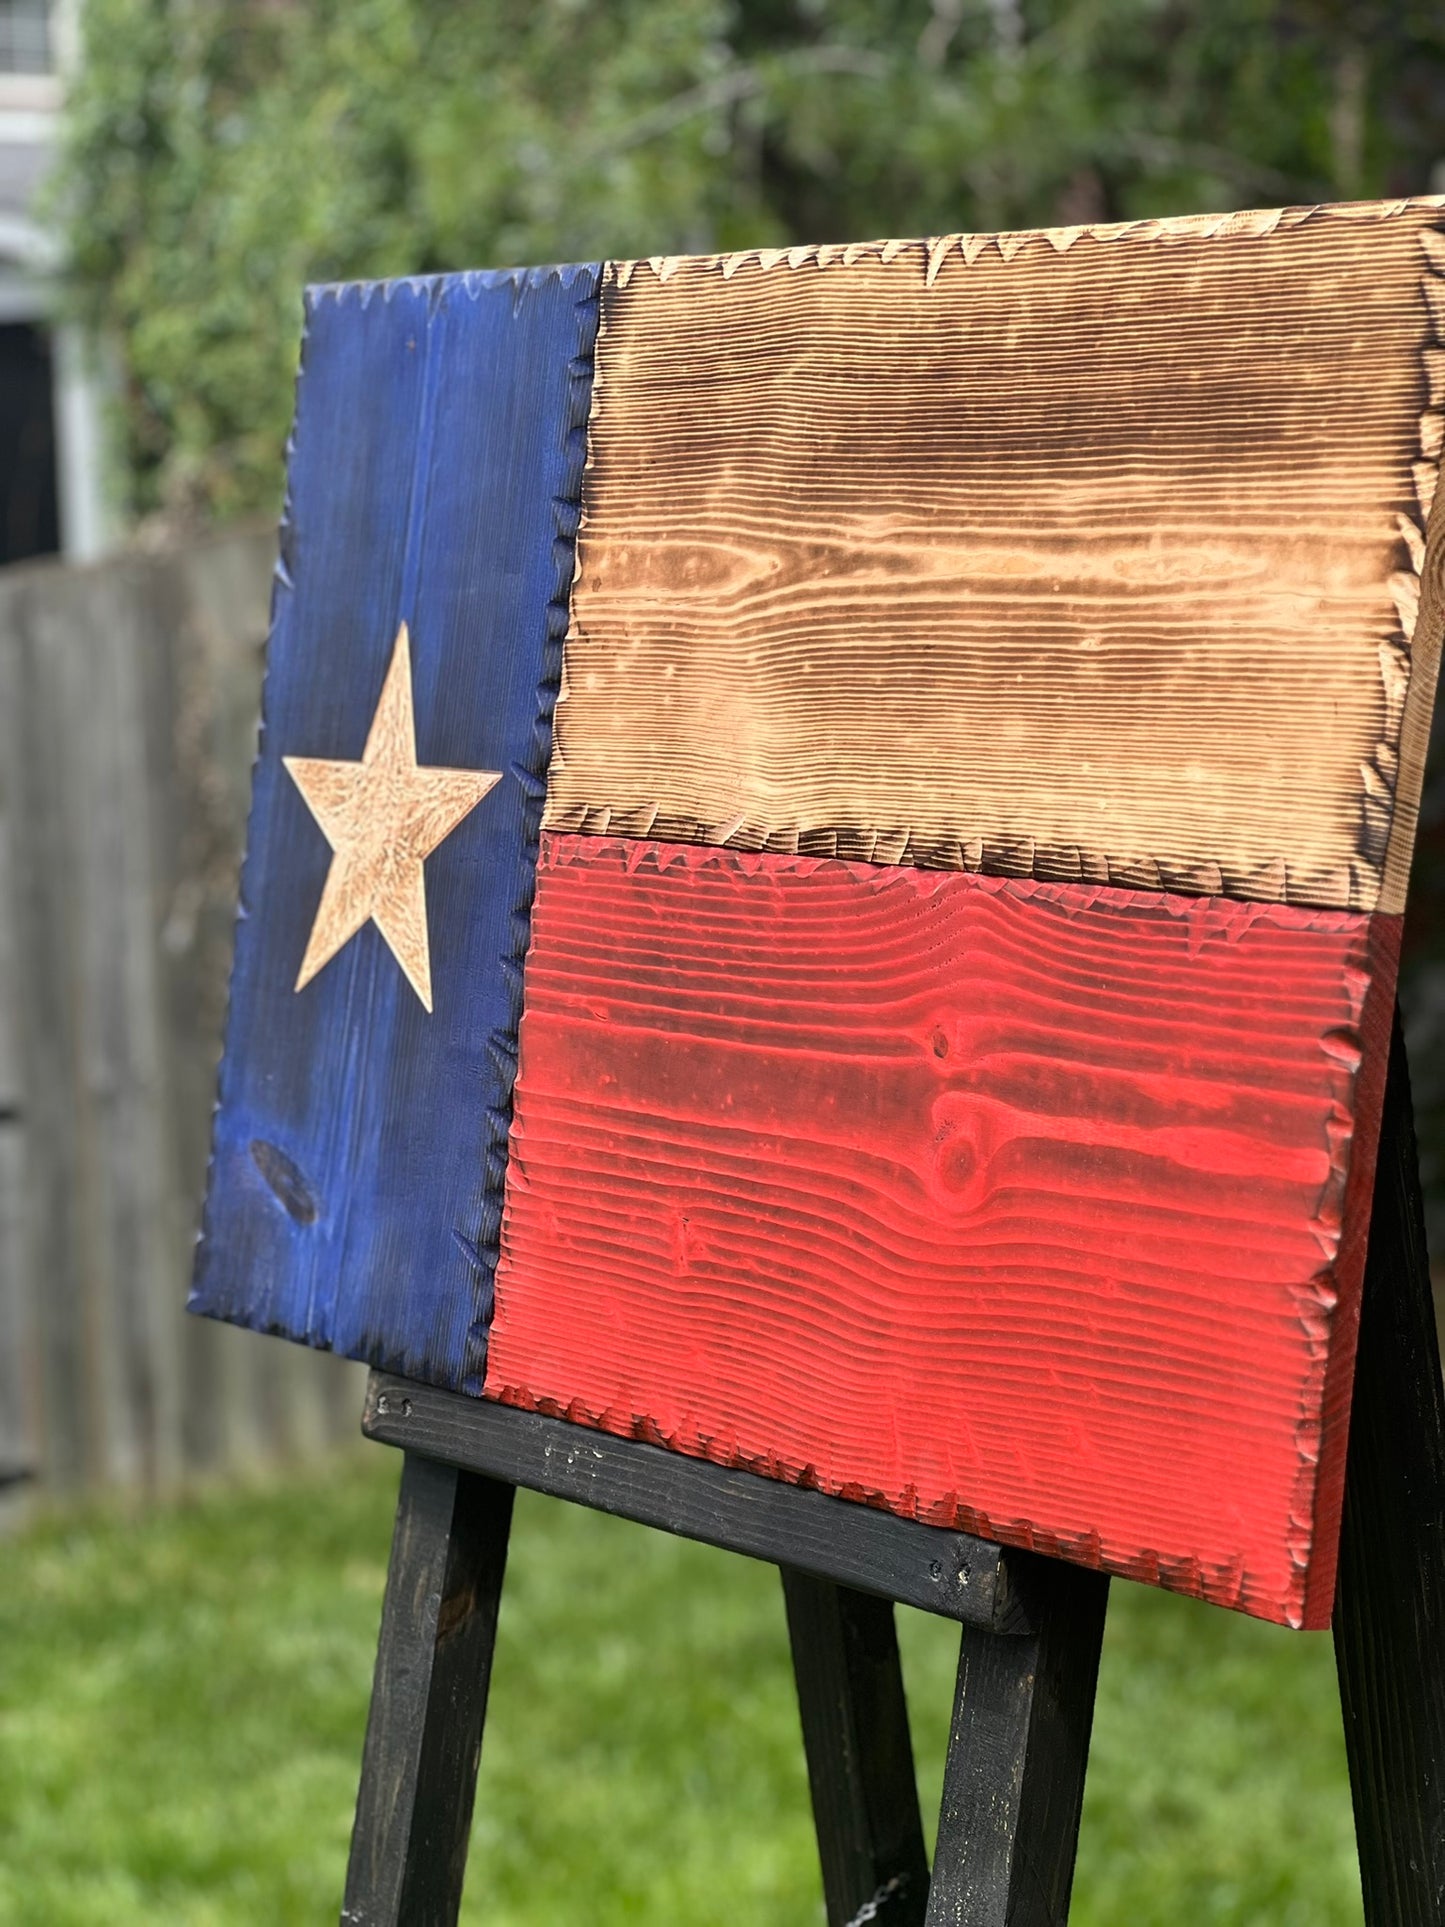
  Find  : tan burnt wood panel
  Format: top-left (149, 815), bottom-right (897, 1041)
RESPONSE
top-left (546, 200), bottom-right (1445, 913)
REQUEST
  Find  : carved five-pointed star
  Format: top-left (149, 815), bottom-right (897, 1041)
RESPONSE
top-left (284, 622), bottom-right (500, 1012)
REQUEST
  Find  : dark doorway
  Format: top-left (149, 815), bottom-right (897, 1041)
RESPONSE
top-left (0, 321), bottom-right (59, 564)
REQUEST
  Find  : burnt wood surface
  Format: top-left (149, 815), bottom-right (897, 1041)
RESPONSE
top-left (363, 1371), bottom-right (1037, 1632)
top-left (190, 210), bottom-right (1445, 1640)
top-left (491, 830), bottom-right (1397, 1628)
top-left (1334, 1012), bottom-right (1445, 1924)
top-left (783, 1570), bottom-right (930, 1926)
top-left (926, 1558), bottom-right (1109, 1926)
top-left (342, 1452), bottom-right (513, 1927)
top-left (553, 206), bottom-right (1445, 919)
top-left (191, 268), bottom-right (600, 1393)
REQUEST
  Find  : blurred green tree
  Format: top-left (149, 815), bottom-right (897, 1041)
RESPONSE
top-left (57, 0), bottom-right (1445, 520)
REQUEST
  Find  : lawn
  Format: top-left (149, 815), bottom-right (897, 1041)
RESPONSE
top-left (0, 1448), bottom-right (1363, 1924)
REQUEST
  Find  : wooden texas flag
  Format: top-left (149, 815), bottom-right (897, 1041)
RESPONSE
top-left (193, 197), bottom-right (1445, 1630)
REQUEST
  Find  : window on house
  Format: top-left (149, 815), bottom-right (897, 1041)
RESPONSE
top-left (0, 0), bottom-right (49, 76)
top-left (0, 322), bottom-right (59, 563)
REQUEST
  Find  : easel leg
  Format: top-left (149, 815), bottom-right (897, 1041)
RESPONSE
top-left (783, 1568), bottom-right (930, 1926)
top-left (342, 1451), bottom-right (514, 1927)
top-left (927, 1558), bottom-right (1108, 1927)
top-left (1334, 1014), bottom-right (1445, 1924)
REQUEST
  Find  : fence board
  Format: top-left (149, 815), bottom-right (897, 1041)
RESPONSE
top-left (0, 629), bottom-right (35, 1507)
top-left (0, 528), bottom-right (364, 1504)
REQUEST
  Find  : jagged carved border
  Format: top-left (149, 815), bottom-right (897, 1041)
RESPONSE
top-left (615, 194), bottom-right (1444, 291)
top-left (568, 201), bottom-right (1445, 917)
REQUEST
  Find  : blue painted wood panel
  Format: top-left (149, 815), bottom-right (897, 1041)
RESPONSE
top-left (190, 264), bottom-right (599, 1392)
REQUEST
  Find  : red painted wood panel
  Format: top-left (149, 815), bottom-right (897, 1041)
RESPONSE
top-left (489, 833), bottom-right (1400, 1626)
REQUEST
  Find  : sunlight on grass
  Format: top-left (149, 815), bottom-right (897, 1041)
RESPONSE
top-left (0, 1452), bottom-right (1362, 1923)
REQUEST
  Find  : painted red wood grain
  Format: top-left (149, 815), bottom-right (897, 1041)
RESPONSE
top-left (488, 833), bottom-right (1400, 1626)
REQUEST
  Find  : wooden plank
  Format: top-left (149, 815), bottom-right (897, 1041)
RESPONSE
top-left (364, 1370), bottom-right (1034, 1630)
top-left (190, 267), bottom-right (601, 1393)
top-left (60, 571), bottom-right (184, 1487)
top-left (146, 528), bottom-right (276, 1474)
top-left (0, 621), bottom-right (36, 1496)
top-left (546, 201), bottom-right (1445, 915)
top-left (490, 832), bottom-right (1399, 1627)
top-left (342, 1452), bottom-right (513, 1927)
top-left (3, 569), bottom-right (98, 1487)
top-left (2, 557), bottom-right (196, 1491)
top-left (782, 1571), bottom-right (929, 1927)
top-left (926, 1559), bottom-right (1108, 1926)
top-left (1334, 1012), bottom-right (1445, 1924)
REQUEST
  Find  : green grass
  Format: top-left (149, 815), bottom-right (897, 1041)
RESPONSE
top-left (0, 1451), bottom-right (1363, 1924)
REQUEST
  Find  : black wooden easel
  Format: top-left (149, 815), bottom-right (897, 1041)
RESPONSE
top-left (339, 1015), bottom-right (1445, 1926)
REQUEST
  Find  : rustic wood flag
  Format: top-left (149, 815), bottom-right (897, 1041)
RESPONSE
top-left (193, 198), bottom-right (1445, 1631)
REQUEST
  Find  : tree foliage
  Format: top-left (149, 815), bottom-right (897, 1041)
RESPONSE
top-left (57, 0), bottom-right (1445, 520)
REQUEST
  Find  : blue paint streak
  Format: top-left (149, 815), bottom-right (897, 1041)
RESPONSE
top-left (190, 263), bottom-right (600, 1392)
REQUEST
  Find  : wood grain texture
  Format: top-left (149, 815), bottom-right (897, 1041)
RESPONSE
top-left (190, 267), bottom-right (599, 1392)
top-left (489, 832), bottom-right (1402, 1626)
top-left (546, 198), bottom-right (1445, 915)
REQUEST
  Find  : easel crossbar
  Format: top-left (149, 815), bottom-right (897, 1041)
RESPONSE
top-left (362, 1372), bottom-right (1043, 1634)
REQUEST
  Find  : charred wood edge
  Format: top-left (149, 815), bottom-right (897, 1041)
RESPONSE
top-left (341, 1452), bottom-right (513, 1927)
top-left (783, 1569), bottom-right (930, 1927)
top-left (928, 1557), bottom-right (1110, 1927)
top-left (361, 1371), bottom-right (1051, 1634)
top-left (1334, 1009), bottom-right (1445, 1926)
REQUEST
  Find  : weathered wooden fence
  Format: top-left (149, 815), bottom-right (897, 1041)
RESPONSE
top-left (0, 526), bottom-right (364, 1512)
